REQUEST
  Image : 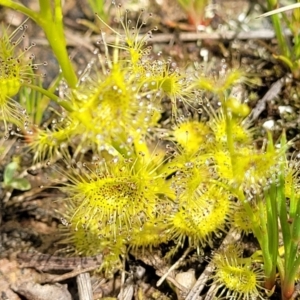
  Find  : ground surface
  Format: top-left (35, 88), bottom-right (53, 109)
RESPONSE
top-left (0, 0), bottom-right (300, 299)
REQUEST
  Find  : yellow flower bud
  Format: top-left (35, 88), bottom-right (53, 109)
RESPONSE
top-left (226, 98), bottom-right (250, 117)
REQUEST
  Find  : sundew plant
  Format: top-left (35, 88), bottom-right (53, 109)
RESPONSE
top-left (1, 1), bottom-right (300, 299)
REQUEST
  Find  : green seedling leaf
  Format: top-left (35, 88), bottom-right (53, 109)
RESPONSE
top-left (3, 161), bottom-right (18, 185)
top-left (9, 178), bottom-right (31, 191)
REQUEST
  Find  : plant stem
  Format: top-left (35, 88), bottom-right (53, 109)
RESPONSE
top-left (221, 92), bottom-right (264, 246)
top-left (262, 180), bottom-right (278, 289)
top-left (23, 83), bottom-right (74, 112)
top-left (38, 0), bottom-right (78, 88)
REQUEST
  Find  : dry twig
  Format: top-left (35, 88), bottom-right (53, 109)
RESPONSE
top-left (77, 272), bottom-right (93, 300)
top-left (185, 228), bottom-right (241, 300)
top-left (17, 251), bottom-right (103, 272)
top-left (156, 246), bottom-right (192, 287)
